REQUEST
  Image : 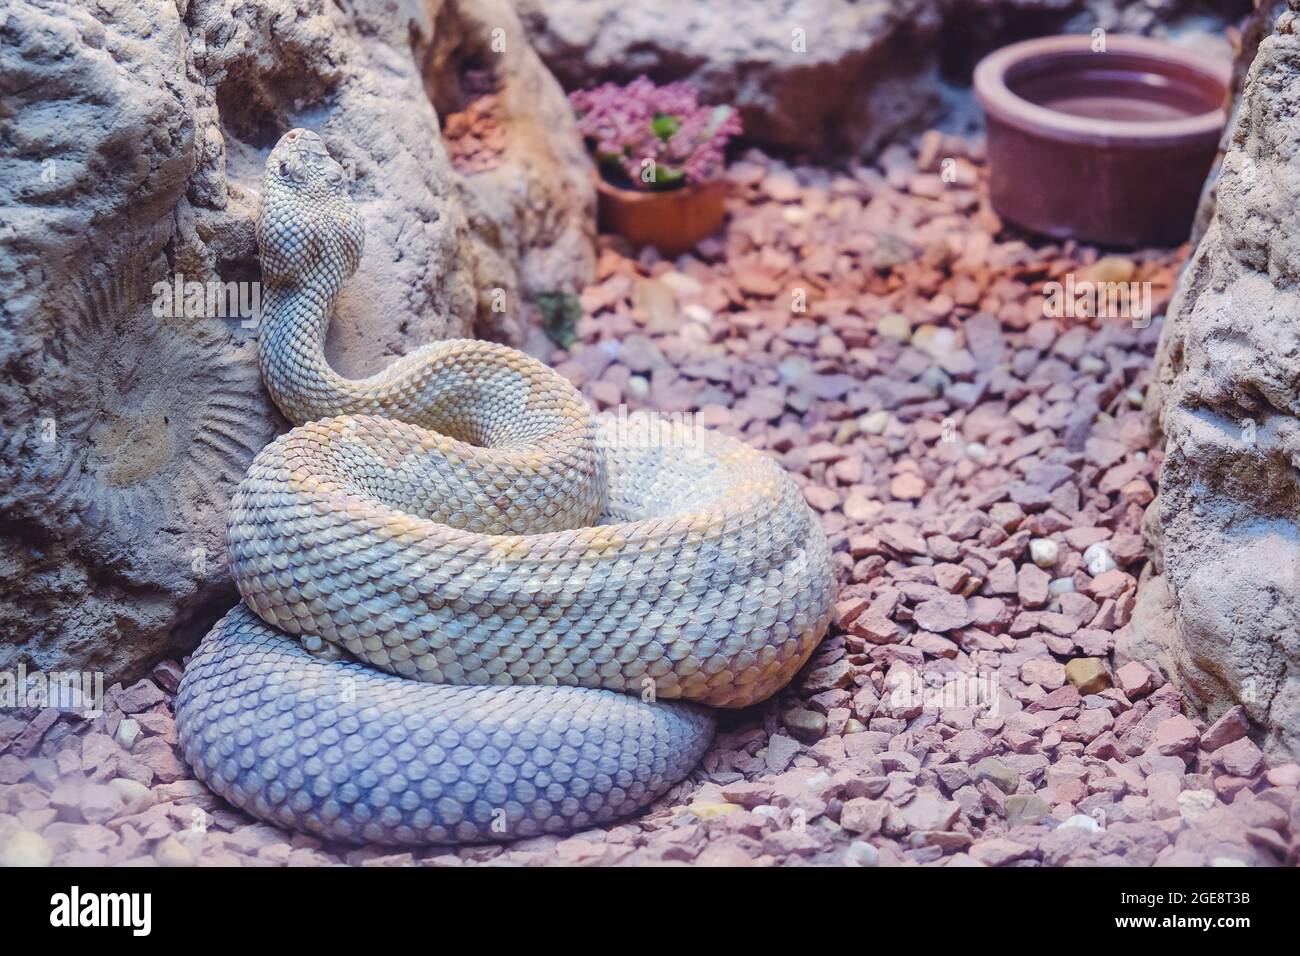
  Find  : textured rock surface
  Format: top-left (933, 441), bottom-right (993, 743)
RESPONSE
top-left (1188, 0), bottom-right (1287, 248)
top-left (1136, 3), bottom-right (1300, 762)
top-left (0, 0), bottom-right (593, 682)
top-left (513, 0), bottom-right (1248, 157)
top-left (513, 0), bottom-right (946, 157)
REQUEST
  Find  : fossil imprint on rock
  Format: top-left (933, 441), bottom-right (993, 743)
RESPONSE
top-left (174, 129), bottom-right (835, 846)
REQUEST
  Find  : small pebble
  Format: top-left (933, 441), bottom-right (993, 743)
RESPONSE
top-left (1083, 542), bottom-right (1117, 576)
top-left (878, 313), bottom-right (910, 342)
top-left (858, 410), bottom-right (891, 435)
top-left (154, 835), bottom-right (196, 868)
top-left (114, 717), bottom-right (142, 751)
top-left (0, 830), bottom-right (53, 867)
top-left (1059, 814), bottom-right (1102, 833)
top-left (845, 841), bottom-right (880, 867)
top-left (1029, 538), bottom-right (1059, 568)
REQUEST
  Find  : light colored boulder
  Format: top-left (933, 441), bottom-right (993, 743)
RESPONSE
top-left (1136, 3), bottom-right (1300, 761)
top-left (513, 0), bottom-right (945, 157)
top-left (0, 0), bottom-right (593, 683)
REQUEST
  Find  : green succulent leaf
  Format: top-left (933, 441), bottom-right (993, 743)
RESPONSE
top-left (535, 291), bottom-right (583, 348)
top-left (652, 165), bottom-right (686, 190)
top-left (652, 113), bottom-right (682, 140)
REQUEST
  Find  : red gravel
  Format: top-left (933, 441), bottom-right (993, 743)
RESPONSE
top-left (2, 129), bottom-right (1297, 867)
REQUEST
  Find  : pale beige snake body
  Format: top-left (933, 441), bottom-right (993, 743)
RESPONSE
top-left (175, 129), bottom-right (834, 845)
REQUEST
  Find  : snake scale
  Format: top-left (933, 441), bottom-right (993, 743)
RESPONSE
top-left (174, 129), bottom-right (835, 846)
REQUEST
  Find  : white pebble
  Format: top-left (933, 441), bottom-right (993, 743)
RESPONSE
top-left (878, 313), bottom-right (911, 342)
top-left (845, 840), bottom-right (880, 866)
top-left (912, 325), bottom-right (956, 358)
top-left (1049, 577), bottom-right (1076, 595)
top-left (0, 830), bottom-right (52, 867)
top-left (1060, 813), bottom-right (1102, 833)
top-left (1177, 789), bottom-right (1217, 823)
top-left (1083, 542), bottom-right (1117, 576)
top-left (805, 771), bottom-right (831, 791)
top-left (858, 410), bottom-right (891, 435)
top-left (1029, 538), bottom-right (1059, 568)
top-left (627, 375), bottom-right (650, 398)
top-left (114, 717), bottom-right (141, 751)
top-left (683, 303), bottom-right (713, 325)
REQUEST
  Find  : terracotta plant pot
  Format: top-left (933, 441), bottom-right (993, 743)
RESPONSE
top-left (595, 175), bottom-right (727, 257)
top-left (974, 35), bottom-right (1230, 247)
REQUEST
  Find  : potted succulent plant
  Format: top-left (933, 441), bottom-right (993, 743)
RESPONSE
top-left (569, 76), bottom-right (742, 256)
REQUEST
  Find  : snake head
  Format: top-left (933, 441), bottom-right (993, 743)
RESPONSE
top-left (257, 129), bottom-right (365, 288)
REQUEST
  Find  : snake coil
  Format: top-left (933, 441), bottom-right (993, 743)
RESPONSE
top-left (175, 129), bottom-right (834, 846)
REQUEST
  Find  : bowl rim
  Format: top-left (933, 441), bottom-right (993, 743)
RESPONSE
top-left (974, 34), bottom-right (1232, 148)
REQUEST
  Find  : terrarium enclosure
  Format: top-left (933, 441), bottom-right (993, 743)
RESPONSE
top-left (0, 0), bottom-right (1295, 892)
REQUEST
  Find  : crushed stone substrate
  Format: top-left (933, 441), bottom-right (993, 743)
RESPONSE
top-left (2, 131), bottom-right (1297, 868)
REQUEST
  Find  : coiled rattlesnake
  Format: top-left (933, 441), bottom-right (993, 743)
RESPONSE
top-left (175, 129), bottom-right (834, 845)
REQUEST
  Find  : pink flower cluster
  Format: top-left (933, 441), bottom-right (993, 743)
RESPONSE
top-left (569, 76), bottom-right (742, 191)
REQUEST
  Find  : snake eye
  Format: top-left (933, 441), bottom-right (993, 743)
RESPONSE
top-left (279, 160), bottom-right (290, 177)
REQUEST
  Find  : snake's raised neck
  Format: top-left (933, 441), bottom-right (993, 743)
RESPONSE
top-left (255, 129), bottom-right (366, 426)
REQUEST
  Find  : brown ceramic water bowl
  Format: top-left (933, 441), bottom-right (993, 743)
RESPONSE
top-left (595, 175), bottom-right (727, 257)
top-left (974, 35), bottom-right (1230, 247)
